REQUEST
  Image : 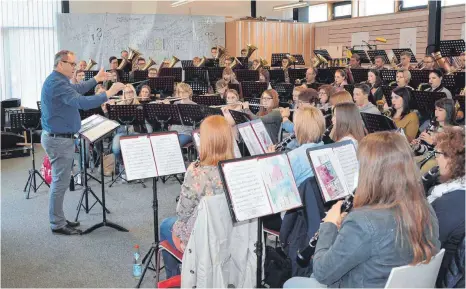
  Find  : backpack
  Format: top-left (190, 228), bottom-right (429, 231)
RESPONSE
top-left (262, 246), bottom-right (292, 288)
top-left (40, 155), bottom-right (52, 185)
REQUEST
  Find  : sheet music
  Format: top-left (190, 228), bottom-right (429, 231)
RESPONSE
top-left (233, 140), bottom-right (242, 158)
top-left (150, 133), bottom-right (186, 177)
top-left (258, 154), bottom-right (302, 213)
top-left (332, 144), bottom-right (359, 192)
top-left (238, 124), bottom-right (264, 156)
top-left (82, 119), bottom-right (120, 143)
top-left (308, 148), bottom-right (350, 202)
top-left (250, 119), bottom-right (273, 151)
top-left (120, 136), bottom-right (158, 181)
top-left (222, 159), bottom-right (273, 222)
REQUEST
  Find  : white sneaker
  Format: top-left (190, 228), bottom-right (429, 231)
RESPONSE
top-left (76, 174), bottom-right (82, 185)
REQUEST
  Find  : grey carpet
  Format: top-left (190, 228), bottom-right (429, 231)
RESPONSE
top-left (1, 147), bottom-right (180, 288)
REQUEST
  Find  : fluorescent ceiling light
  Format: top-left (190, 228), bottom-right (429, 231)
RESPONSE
top-left (273, 1), bottom-right (309, 10)
top-left (171, 0), bottom-right (195, 8)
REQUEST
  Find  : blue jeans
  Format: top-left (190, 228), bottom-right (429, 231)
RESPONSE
top-left (41, 132), bottom-right (75, 230)
top-left (160, 217), bottom-right (181, 278)
top-left (178, 134), bottom-right (192, 147)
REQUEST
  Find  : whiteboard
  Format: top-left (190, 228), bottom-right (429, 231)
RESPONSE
top-left (57, 14), bottom-right (225, 67)
top-left (399, 28), bottom-right (417, 56)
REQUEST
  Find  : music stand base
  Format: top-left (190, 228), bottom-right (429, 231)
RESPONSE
top-left (82, 221), bottom-right (129, 234)
top-left (108, 169), bottom-right (146, 188)
top-left (23, 169), bottom-right (49, 199)
top-left (136, 243), bottom-right (159, 288)
top-left (75, 186), bottom-right (111, 222)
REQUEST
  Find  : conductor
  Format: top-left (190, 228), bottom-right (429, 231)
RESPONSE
top-left (41, 50), bottom-right (125, 235)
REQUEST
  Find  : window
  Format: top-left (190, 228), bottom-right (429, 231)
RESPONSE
top-left (359, 0), bottom-right (395, 17)
top-left (0, 0), bottom-right (61, 109)
top-left (400, 0), bottom-right (428, 10)
top-left (442, 0), bottom-right (465, 6)
top-left (333, 1), bottom-right (352, 19)
top-left (308, 3), bottom-right (328, 23)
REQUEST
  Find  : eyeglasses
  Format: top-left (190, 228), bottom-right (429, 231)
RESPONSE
top-left (61, 60), bottom-right (77, 67)
top-left (434, 150), bottom-right (445, 157)
top-left (262, 97), bottom-right (273, 101)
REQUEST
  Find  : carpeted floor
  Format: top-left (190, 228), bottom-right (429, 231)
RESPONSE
top-left (1, 146), bottom-right (180, 288)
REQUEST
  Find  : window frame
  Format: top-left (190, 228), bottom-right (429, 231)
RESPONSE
top-left (332, 1), bottom-right (353, 20)
top-left (308, 3), bottom-right (329, 23)
top-left (399, 0), bottom-right (428, 11)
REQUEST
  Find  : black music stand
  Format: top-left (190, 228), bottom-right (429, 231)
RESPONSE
top-left (36, 101), bottom-right (41, 111)
top-left (454, 72), bottom-right (465, 93)
top-left (360, 113), bottom-right (396, 133)
top-left (292, 54), bottom-right (305, 65)
top-left (245, 98), bottom-right (261, 115)
top-left (289, 68), bottom-right (307, 84)
top-left (350, 50), bottom-right (371, 64)
top-left (187, 81), bottom-right (209, 95)
top-left (366, 50), bottom-right (390, 64)
top-left (133, 70), bottom-right (148, 83)
top-left (229, 109), bottom-right (252, 124)
top-left (272, 83), bottom-right (294, 102)
top-left (269, 69), bottom-right (285, 84)
top-left (381, 86), bottom-right (394, 107)
top-left (159, 68), bottom-right (183, 83)
top-left (192, 95), bottom-right (225, 106)
top-left (350, 69), bottom-right (369, 83)
top-left (177, 104), bottom-right (205, 129)
top-left (412, 91), bottom-right (447, 119)
top-left (181, 60), bottom-right (194, 68)
top-left (317, 68), bottom-right (340, 84)
top-left (409, 70), bottom-right (431, 89)
top-left (117, 70), bottom-right (130, 83)
top-left (380, 69), bottom-right (397, 84)
top-left (442, 74), bottom-right (457, 94)
top-left (106, 104), bottom-right (146, 188)
top-left (207, 67), bottom-right (225, 84)
top-left (236, 57), bottom-right (248, 68)
top-left (271, 53), bottom-right (288, 67)
top-left (392, 48), bottom-right (417, 63)
top-left (144, 103), bottom-right (182, 132)
top-left (199, 106), bottom-right (223, 117)
top-left (236, 70), bottom-right (259, 82)
top-left (313, 49), bottom-right (332, 61)
top-left (439, 40), bottom-right (465, 57)
top-left (148, 77), bottom-right (175, 98)
top-left (84, 70), bottom-right (98, 81)
top-left (185, 67), bottom-right (208, 83)
top-left (344, 84), bottom-right (355, 96)
top-left (10, 112), bottom-right (49, 199)
top-left (242, 81), bottom-right (268, 99)
top-left (227, 83), bottom-right (241, 96)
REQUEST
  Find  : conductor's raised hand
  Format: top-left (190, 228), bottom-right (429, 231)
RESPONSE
top-left (106, 82), bottom-right (125, 98)
top-left (94, 67), bottom-right (112, 83)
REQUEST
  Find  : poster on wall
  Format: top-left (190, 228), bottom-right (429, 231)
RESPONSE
top-left (351, 32), bottom-right (370, 50)
top-left (399, 28), bottom-right (417, 54)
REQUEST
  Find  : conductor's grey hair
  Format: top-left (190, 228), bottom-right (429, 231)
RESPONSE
top-left (53, 50), bottom-right (74, 68)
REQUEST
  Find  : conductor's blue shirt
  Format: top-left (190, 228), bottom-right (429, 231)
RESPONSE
top-left (41, 71), bottom-right (107, 133)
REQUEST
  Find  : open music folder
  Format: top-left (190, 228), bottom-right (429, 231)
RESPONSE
top-left (237, 119), bottom-right (273, 156)
top-left (119, 132), bottom-right (186, 181)
top-left (306, 140), bottom-right (358, 203)
top-left (192, 129), bottom-right (242, 159)
top-left (78, 114), bottom-right (120, 143)
top-left (218, 153), bottom-right (303, 223)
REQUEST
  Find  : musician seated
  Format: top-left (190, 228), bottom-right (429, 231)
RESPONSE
top-left (300, 67), bottom-right (317, 88)
top-left (78, 60), bottom-right (87, 71)
top-left (330, 102), bottom-right (365, 147)
top-left (400, 51), bottom-right (415, 70)
top-left (387, 87), bottom-right (419, 142)
top-left (192, 57), bottom-right (202, 67)
top-left (284, 132), bottom-right (440, 288)
top-left (281, 87), bottom-right (317, 134)
top-left (243, 89), bottom-right (282, 143)
top-left (215, 67), bottom-right (239, 96)
top-left (148, 67), bottom-right (158, 78)
top-left (221, 89), bottom-right (244, 141)
top-left (240, 49), bottom-right (247, 57)
top-left (353, 83), bottom-right (381, 115)
top-left (329, 90), bottom-right (353, 107)
top-left (134, 57), bottom-right (146, 71)
top-left (210, 47), bottom-right (218, 59)
top-left (258, 67), bottom-right (270, 83)
top-left (169, 83), bottom-right (197, 147)
top-left (224, 56), bottom-right (233, 68)
top-left (121, 50), bottom-right (129, 59)
top-left (72, 70), bottom-right (85, 84)
top-left (395, 69), bottom-right (414, 90)
top-left (367, 69), bottom-right (383, 102)
top-left (374, 56), bottom-right (386, 70)
top-left (317, 85), bottom-right (336, 114)
top-left (109, 56), bottom-right (119, 70)
top-left (332, 69), bottom-right (348, 92)
top-left (349, 54), bottom-right (362, 69)
top-left (425, 69), bottom-right (453, 99)
top-left (160, 115), bottom-right (233, 278)
top-left (426, 127), bottom-right (465, 288)
top-left (423, 55), bottom-right (437, 70)
top-left (282, 58), bottom-right (291, 83)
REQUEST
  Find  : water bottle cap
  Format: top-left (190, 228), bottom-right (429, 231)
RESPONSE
top-left (134, 244), bottom-right (139, 248)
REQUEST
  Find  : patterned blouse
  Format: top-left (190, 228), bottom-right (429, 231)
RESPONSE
top-left (172, 161), bottom-right (225, 246)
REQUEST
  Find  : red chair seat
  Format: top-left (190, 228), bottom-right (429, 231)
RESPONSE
top-left (157, 274), bottom-right (181, 288)
top-left (159, 240), bottom-right (183, 262)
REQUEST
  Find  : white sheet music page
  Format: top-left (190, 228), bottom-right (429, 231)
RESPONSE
top-left (332, 143), bottom-right (359, 192)
top-left (238, 123), bottom-right (264, 156)
top-left (250, 119), bottom-right (273, 151)
top-left (258, 154), bottom-right (302, 213)
top-left (150, 133), bottom-right (186, 177)
top-left (120, 136), bottom-right (158, 181)
top-left (222, 159), bottom-right (273, 222)
top-left (308, 148), bottom-right (350, 202)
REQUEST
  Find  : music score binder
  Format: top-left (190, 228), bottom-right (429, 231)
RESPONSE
top-left (119, 132), bottom-right (186, 181)
top-left (306, 140), bottom-right (358, 203)
top-left (78, 115), bottom-right (120, 143)
top-left (218, 152), bottom-right (303, 223)
top-left (192, 129), bottom-right (242, 159)
top-left (237, 119), bottom-right (273, 156)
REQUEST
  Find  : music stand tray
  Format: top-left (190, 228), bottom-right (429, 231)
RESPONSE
top-left (177, 104), bottom-right (205, 128)
top-left (366, 50), bottom-right (390, 64)
top-left (269, 69), bottom-right (285, 84)
top-left (380, 86), bottom-right (394, 107)
top-left (229, 109), bottom-right (252, 124)
top-left (192, 95), bottom-right (226, 106)
top-left (241, 81), bottom-right (268, 99)
top-left (360, 112), bottom-right (397, 133)
top-left (392, 48), bottom-right (417, 63)
top-left (148, 77), bottom-right (175, 96)
top-left (158, 67), bottom-right (183, 83)
top-left (350, 69), bottom-right (369, 83)
top-left (186, 81), bottom-right (209, 95)
top-left (313, 49), bottom-right (332, 61)
top-left (84, 70), bottom-right (98, 81)
top-left (207, 67), bottom-right (225, 84)
top-left (133, 71), bottom-right (148, 83)
top-left (271, 53), bottom-right (289, 67)
top-left (350, 50), bottom-right (371, 64)
top-left (439, 40), bottom-right (465, 57)
top-left (181, 60), bottom-right (194, 69)
top-left (184, 67), bottom-right (208, 83)
top-left (412, 91), bottom-right (447, 119)
top-left (144, 103), bottom-right (182, 131)
top-left (380, 69), bottom-right (397, 84)
top-left (271, 83), bottom-right (294, 102)
top-left (236, 70), bottom-right (259, 82)
top-left (291, 54), bottom-right (305, 65)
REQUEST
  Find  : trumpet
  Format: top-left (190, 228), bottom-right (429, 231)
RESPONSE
top-left (85, 58), bottom-right (97, 70)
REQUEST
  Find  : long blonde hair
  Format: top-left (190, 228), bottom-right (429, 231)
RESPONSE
top-left (199, 115), bottom-right (235, 166)
top-left (119, 84), bottom-right (139, 105)
top-left (294, 107), bottom-right (325, 145)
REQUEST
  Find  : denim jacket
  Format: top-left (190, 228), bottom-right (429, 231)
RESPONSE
top-left (313, 206), bottom-right (440, 288)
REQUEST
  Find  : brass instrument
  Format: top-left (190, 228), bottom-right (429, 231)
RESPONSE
top-left (417, 82), bottom-right (431, 91)
top-left (390, 55), bottom-right (402, 69)
top-left (85, 58), bottom-right (97, 70)
top-left (253, 57), bottom-right (268, 70)
top-left (389, 80), bottom-right (397, 87)
top-left (215, 45), bottom-right (225, 60)
top-left (195, 56), bottom-right (207, 67)
top-left (313, 54), bottom-right (328, 68)
top-left (246, 44), bottom-right (258, 58)
top-left (230, 57), bottom-right (243, 69)
top-left (416, 60), bottom-right (425, 70)
top-left (432, 51), bottom-right (456, 75)
top-left (128, 47), bottom-right (143, 71)
top-left (168, 56), bottom-right (180, 68)
top-left (117, 58), bottom-right (129, 70)
top-left (286, 54), bottom-right (297, 68)
top-left (142, 57), bottom-right (156, 71)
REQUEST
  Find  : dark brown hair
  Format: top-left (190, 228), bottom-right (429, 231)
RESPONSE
top-left (355, 132), bottom-right (437, 265)
top-left (258, 89), bottom-right (279, 117)
top-left (330, 102), bottom-right (365, 142)
top-left (298, 88), bottom-right (318, 104)
top-left (435, 126), bottom-right (465, 181)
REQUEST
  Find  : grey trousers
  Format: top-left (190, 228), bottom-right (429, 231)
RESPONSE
top-left (41, 132), bottom-right (75, 230)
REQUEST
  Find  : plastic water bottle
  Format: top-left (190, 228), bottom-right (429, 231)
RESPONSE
top-left (133, 244), bottom-right (142, 279)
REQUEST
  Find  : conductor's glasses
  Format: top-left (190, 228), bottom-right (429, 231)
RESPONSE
top-left (61, 60), bottom-right (77, 67)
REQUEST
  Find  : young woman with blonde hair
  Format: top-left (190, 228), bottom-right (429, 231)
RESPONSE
top-left (160, 115), bottom-right (235, 278)
top-left (167, 83), bottom-right (197, 146)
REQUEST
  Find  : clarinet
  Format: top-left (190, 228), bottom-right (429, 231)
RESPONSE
top-left (275, 134), bottom-right (296, 152)
top-left (296, 194), bottom-right (354, 268)
top-left (422, 166), bottom-right (440, 195)
top-left (322, 124), bottom-right (334, 145)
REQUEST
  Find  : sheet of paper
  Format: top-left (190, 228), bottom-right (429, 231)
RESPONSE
top-left (399, 28), bottom-right (417, 57)
top-left (238, 123), bottom-right (264, 156)
top-left (250, 119), bottom-right (273, 152)
top-left (82, 120), bottom-right (120, 143)
top-left (233, 140), bottom-right (242, 158)
top-left (120, 136), bottom-right (158, 181)
top-left (258, 154), bottom-right (302, 213)
top-left (332, 144), bottom-right (359, 192)
top-left (150, 133), bottom-right (186, 177)
top-left (221, 159), bottom-right (273, 222)
top-left (308, 148), bottom-right (350, 202)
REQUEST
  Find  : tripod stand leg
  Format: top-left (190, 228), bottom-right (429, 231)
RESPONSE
top-left (75, 189), bottom-right (87, 221)
top-left (23, 172), bottom-right (32, 192)
top-left (136, 246), bottom-right (156, 288)
top-left (106, 221), bottom-right (129, 232)
top-left (88, 190), bottom-right (111, 214)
